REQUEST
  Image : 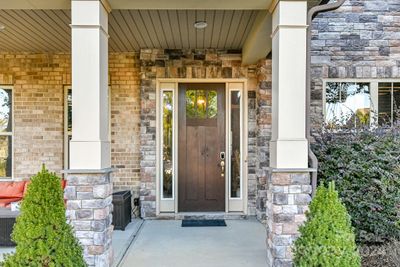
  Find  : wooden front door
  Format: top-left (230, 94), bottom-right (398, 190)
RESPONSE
top-left (178, 83), bottom-right (226, 212)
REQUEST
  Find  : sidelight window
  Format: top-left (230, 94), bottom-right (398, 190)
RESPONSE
top-left (229, 90), bottom-right (242, 198)
top-left (162, 90), bottom-right (174, 199)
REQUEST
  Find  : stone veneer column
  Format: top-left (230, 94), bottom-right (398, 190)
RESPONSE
top-left (67, 0), bottom-right (113, 266)
top-left (65, 170), bottom-right (113, 266)
top-left (268, 1), bottom-right (311, 266)
top-left (266, 171), bottom-right (311, 267)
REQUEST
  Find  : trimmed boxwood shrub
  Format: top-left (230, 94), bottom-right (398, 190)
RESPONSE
top-left (293, 182), bottom-right (361, 267)
top-left (313, 128), bottom-right (400, 245)
top-left (3, 166), bottom-right (86, 267)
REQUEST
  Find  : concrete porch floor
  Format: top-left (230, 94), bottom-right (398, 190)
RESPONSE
top-left (119, 219), bottom-right (267, 267)
top-left (0, 219), bottom-right (143, 265)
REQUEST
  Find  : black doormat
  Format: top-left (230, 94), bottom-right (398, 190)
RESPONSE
top-left (181, 219), bottom-right (227, 227)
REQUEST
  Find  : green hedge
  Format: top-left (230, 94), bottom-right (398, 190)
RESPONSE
top-left (313, 128), bottom-right (400, 245)
top-left (293, 182), bottom-right (360, 267)
top-left (3, 166), bottom-right (86, 266)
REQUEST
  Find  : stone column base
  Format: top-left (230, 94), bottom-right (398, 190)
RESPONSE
top-left (266, 171), bottom-right (312, 267)
top-left (64, 168), bottom-right (114, 267)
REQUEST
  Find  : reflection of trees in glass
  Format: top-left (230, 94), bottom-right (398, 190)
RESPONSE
top-left (67, 89), bottom-right (72, 132)
top-left (0, 89), bottom-right (12, 132)
top-left (230, 91), bottom-right (241, 198)
top-left (326, 82), bottom-right (371, 129)
top-left (186, 90), bottom-right (218, 118)
top-left (163, 91), bottom-right (173, 198)
top-left (208, 91), bottom-right (217, 118)
top-left (0, 89), bottom-right (12, 178)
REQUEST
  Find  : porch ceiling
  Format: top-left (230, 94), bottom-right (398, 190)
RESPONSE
top-left (0, 9), bottom-right (258, 52)
top-left (0, 0), bottom-right (323, 63)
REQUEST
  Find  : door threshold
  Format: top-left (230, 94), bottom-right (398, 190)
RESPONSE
top-left (156, 212), bottom-right (250, 220)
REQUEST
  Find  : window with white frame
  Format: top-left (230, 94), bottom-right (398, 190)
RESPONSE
top-left (0, 86), bottom-right (13, 179)
top-left (161, 89), bottom-right (174, 199)
top-left (64, 87), bottom-right (72, 169)
top-left (324, 81), bottom-right (400, 128)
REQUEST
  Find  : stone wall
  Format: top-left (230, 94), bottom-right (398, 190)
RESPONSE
top-left (0, 52), bottom-right (141, 193)
top-left (256, 59), bottom-right (272, 222)
top-left (310, 0), bottom-right (400, 129)
top-left (265, 172), bottom-right (311, 267)
top-left (139, 48), bottom-right (271, 217)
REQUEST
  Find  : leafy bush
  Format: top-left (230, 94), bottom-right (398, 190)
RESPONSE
top-left (293, 182), bottom-right (361, 267)
top-left (360, 239), bottom-right (400, 267)
top-left (313, 128), bottom-right (400, 245)
top-left (3, 166), bottom-right (86, 267)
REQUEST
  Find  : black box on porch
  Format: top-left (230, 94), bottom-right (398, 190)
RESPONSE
top-left (112, 190), bottom-right (132, 231)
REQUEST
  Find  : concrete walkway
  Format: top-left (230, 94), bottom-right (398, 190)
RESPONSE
top-left (119, 219), bottom-right (267, 267)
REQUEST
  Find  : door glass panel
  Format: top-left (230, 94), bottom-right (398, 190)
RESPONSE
top-left (230, 91), bottom-right (241, 198)
top-left (162, 91), bottom-right (173, 199)
top-left (186, 89), bottom-right (218, 119)
top-left (196, 90), bottom-right (207, 118)
top-left (0, 89), bottom-right (12, 132)
top-left (378, 82), bottom-right (392, 126)
top-left (207, 91), bottom-right (217, 118)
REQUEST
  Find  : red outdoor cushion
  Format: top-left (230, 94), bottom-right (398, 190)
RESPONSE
top-left (0, 197), bottom-right (22, 208)
top-left (0, 181), bottom-right (26, 198)
top-left (61, 179), bottom-right (66, 189)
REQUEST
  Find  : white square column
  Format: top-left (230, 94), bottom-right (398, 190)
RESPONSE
top-left (67, 1), bottom-right (114, 266)
top-left (70, 0), bottom-right (111, 170)
top-left (270, 1), bottom-right (308, 169)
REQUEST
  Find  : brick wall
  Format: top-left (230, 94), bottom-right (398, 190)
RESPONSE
top-left (0, 52), bottom-right (142, 194)
top-left (0, 53), bottom-right (70, 178)
top-left (109, 53), bottom-right (141, 194)
top-left (310, 0), bottom-right (400, 129)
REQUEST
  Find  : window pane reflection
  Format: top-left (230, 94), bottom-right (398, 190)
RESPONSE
top-left (186, 89), bottom-right (218, 119)
top-left (230, 91), bottom-right (241, 198)
top-left (162, 91), bottom-right (173, 198)
top-left (0, 89), bottom-right (12, 133)
top-left (0, 136), bottom-right (12, 178)
top-left (325, 82), bottom-right (371, 128)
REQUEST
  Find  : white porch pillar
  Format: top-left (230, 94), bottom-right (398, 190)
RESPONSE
top-left (70, 0), bottom-right (110, 170)
top-left (66, 1), bottom-right (114, 266)
top-left (266, 2), bottom-right (311, 267)
top-left (270, 0), bottom-right (308, 169)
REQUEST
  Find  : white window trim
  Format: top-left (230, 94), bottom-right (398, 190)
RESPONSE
top-left (160, 88), bottom-right (175, 201)
top-left (0, 85), bottom-right (14, 180)
top-left (228, 86), bottom-right (244, 200)
top-left (323, 79), bottom-right (400, 127)
top-left (63, 86), bottom-right (72, 170)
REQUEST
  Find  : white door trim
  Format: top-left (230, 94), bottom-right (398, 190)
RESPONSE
top-left (156, 79), bottom-right (248, 215)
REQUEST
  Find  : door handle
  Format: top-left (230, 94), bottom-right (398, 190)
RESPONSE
top-left (220, 161), bottom-right (225, 177)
